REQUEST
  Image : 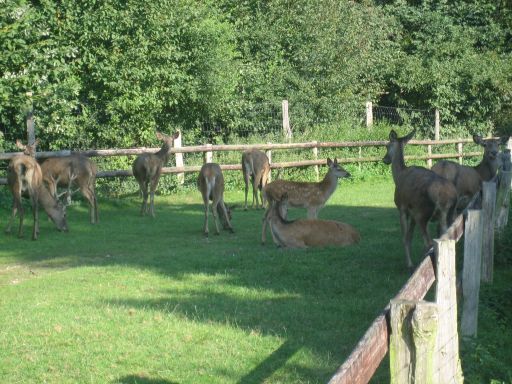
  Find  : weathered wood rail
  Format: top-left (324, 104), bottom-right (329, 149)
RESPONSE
top-left (0, 138), bottom-right (482, 185)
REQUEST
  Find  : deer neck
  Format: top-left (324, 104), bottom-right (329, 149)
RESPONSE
top-left (474, 157), bottom-right (498, 181)
top-left (37, 184), bottom-right (60, 217)
top-left (391, 144), bottom-right (408, 185)
top-left (319, 169), bottom-right (339, 197)
top-left (155, 143), bottom-right (172, 164)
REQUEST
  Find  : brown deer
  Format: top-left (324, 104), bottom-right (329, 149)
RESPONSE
top-left (261, 158), bottom-right (350, 244)
top-left (241, 149), bottom-right (270, 210)
top-left (132, 130), bottom-right (180, 217)
top-left (197, 163), bottom-right (234, 236)
top-left (40, 154), bottom-right (99, 224)
top-left (432, 134), bottom-right (509, 210)
top-left (383, 129), bottom-right (458, 269)
top-left (265, 193), bottom-right (360, 248)
top-left (5, 140), bottom-right (68, 240)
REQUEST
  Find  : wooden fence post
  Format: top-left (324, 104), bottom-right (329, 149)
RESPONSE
top-left (312, 141), bottom-right (319, 182)
top-left (175, 130), bottom-right (184, 185)
top-left (457, 142), bottom-right (463, 165)
top-left (495, 169), bottom-right (512, 234)
top-left (461, 210), bottom-right (483, 338)
top-left (427, 144), bottom-right (432, 168)
top-left (481, 181), bottom-right (496, 283)
top-left (282, 100), bottom-right (292, 140)
top-left (390, 300), bottom-right (438, 384)
top-left (434, 109), bottom-right (440, 141)
top-left (434, 239), bottom-right (463, 384)
top-left (266, 144), bottom-right (272, 183)
top-left (204, 143), bottom-right (213, 164)
top-left (26, 91), bottom-right (35, 145)
top-left (366, 101), bottom-right (373, 128)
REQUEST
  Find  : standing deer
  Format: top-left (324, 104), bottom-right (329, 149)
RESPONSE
top-left (261, 158), bottom-right (350, 244)
top-left (383, 129), bottom-right (458, 269)
top-left (132, 130), bottom-right (180, 217)
top-left (197, 163), bottom-right (234, 236)
top-left (5, 140), bottom-right (68, 240)
top-left (432, 134), bottom-right (509, 210)
top-left (241, 149), bottom-right (270, 210)
top-left (40, 154), bottom-right (99, 224)
top-left (266, 193), bottom-right (360, 248)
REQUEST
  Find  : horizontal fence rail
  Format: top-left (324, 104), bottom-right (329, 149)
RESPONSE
top-left (0, 138), bottom-right (483, 185)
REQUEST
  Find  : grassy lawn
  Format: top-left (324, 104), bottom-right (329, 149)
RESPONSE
top-left (0, 177), bottom-right (510, 383)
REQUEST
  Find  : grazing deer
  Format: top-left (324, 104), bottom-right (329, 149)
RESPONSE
top-left (265, 193), bottom-right (360, 248)
top-left (5, 140), bottom-right (68, 240)
top-left (261, 158), bottom-right (350, 244)
top-left (132, 130), bottom-right (180, 217)
top-left (241, 149), bottom-right (270, 210)
top-left (197, 163), bottom-right (234, 236)
top-left (432, 134), bottom-right (510, 210)
top-left (40, 154), bottom-right (99, 224)
top-left (383, 129), bottom-right (458, 269)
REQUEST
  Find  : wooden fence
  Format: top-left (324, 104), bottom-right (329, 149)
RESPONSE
top-left (0, 136), bottom-right (485, 185)
top-left (327, 168), bottom-right (512, 383)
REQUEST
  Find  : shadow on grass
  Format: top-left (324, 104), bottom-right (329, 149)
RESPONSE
top-left (0, 195), bottom-right (427, 383)
top-left (114, 375), bottom-right (178, 384)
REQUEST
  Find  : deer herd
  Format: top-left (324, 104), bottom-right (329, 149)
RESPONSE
top-left (4, 130), bottom-right (509, 269)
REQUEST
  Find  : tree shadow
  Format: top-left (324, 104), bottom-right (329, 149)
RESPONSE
top-left (114, 374), bottom-right (179, 384)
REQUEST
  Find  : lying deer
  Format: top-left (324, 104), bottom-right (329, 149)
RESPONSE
top-left (242, 149), bottom-right (270, 210)
top-left (132, 130), bottom-right (180, 217)
top-left (432, 134), bottom-right (509, 210)
top-left (197, 163), bottom-right (234, 236)
top-left (261, 158), bottom-right (350, 244)
top-left (265, 193), bottom-right (360, 248)
top-left (383, 129), bottom-right (458, 269)
top-left (40, 154), bottom-right (99, 224)
top-left (6, 140), bottom-right (68, 240)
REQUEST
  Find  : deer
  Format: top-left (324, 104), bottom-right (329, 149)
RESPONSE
top-left (40, 154), bottom-right (99, 224)
top-left (241, 149), bottom-right (271, 210)
top-left (261, 158), bottom-right (350, 244)
top-left (5, 140), bottom-right (68, 240)
top-left (383, 129), bottom-right (458, 270)
top-left (132, 130), bottom-right (180, 217)
top-left (197, 163), bottom-right (234, 236)
top-left (265, 193), bottom-right (360, 248)
top-left (431, 134), bottom-right (510, 210)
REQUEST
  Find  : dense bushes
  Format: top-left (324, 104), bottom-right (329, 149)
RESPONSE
top-left (0, 0), bottom-right (511, 151)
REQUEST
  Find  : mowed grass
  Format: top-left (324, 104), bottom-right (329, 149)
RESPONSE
top-left (0, 178), bottom-right (441, 383)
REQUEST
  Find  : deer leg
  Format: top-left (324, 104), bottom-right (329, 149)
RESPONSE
top-left (219, 200), bottom-right (234, 233)
top-left (31, 193), bottom-right (39, 240)
top-left (149, 175), bottom-right (160, 218)
top-left (211, 201), bottom-right (221, 235)
top-left (261, 204), bottom-right (272, 244)
top-left (252, 175), bottom-right (261, 209)
top-left (17, 204), bottom-right (25, 238)
top-left (243, 171), bottom-right (250, 210)
top-left (416, 215), bottom-right (433, 255)
top-left (307, 207), bottom-right (318, 219)
top-left (399, 210), bottom-right (414, 269)
top-left (81, 185), bottom-right (97, 224)
top-left (5, 199), bottom-right (19, 235)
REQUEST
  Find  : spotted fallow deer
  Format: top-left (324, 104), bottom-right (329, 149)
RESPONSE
top-left (261, 158), bottom-right (350, 244)
top-left (5, 140), bottom-right (68, 240)
top-left (383, 129), bottom-right (458, 269)
top-left (132, 130), bottom-right (180, 217)
top-left (40, 154), bottom-right (99, 224)
top-left (266, 193), bottom-right (360, 248)
top-left (197, 163), bottom-right (234, 236)
top-left (432, 134), bottom-right (509, 210)
top-left (242, 149), bottom-right (270, 210)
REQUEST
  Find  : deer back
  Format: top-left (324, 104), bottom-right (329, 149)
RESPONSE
top-left (198, 163), bottom-right (225, 202)
top-left (431, 160), bottom-right (481, 198)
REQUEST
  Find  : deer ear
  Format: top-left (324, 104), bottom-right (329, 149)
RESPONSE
top-left (172, 131), bottom-right (180, 140)
top-left (389, 130), bottom-right (398, 141)
top-left (403, 129), bottom-right (416, 142)
top-left (473, 134), bottom-right (484, 145)
top-left (500, 135), bottom-right (509, 145)
top-left (16, 139), bottom-right (26, 150)
top-left (326, 158), bottom-right (333, 166)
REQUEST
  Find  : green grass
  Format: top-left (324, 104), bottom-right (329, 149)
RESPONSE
top-left (0, 178), bottom-right (510, 383)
